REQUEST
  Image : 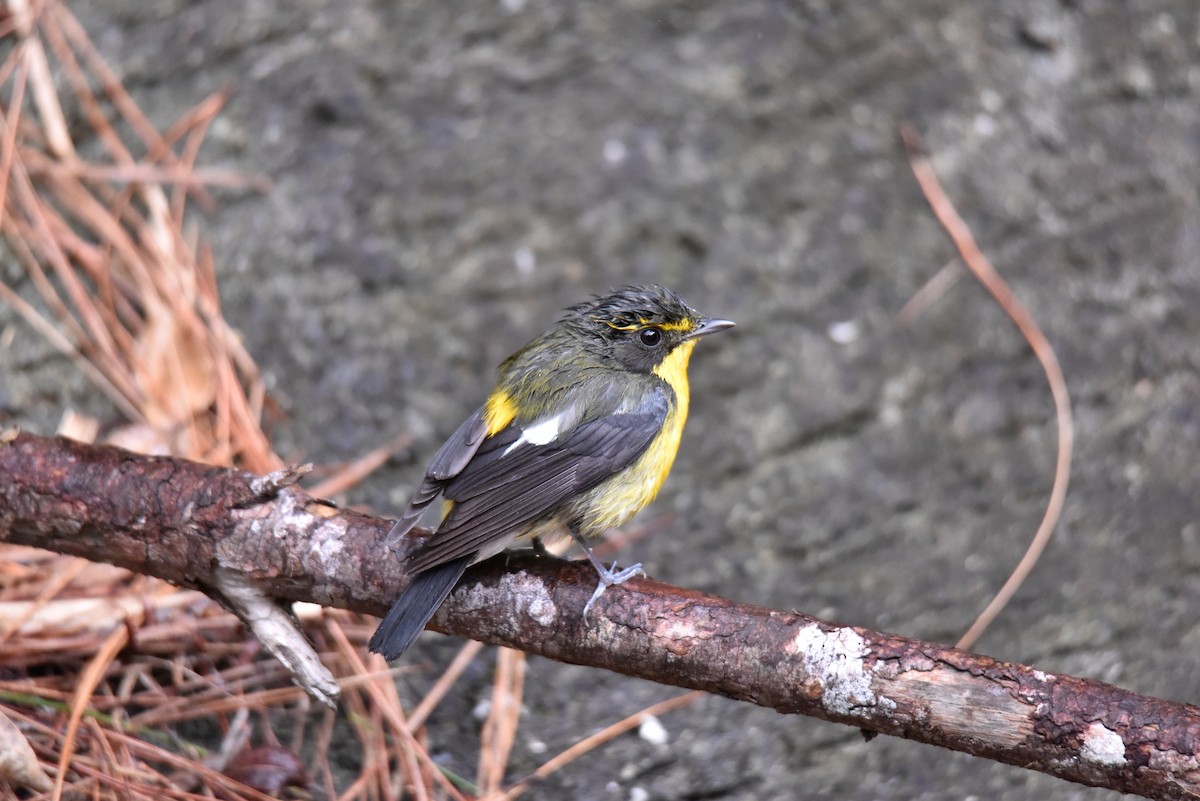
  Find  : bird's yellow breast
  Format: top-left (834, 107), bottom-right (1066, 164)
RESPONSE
top-left (572, 340), bottom-right (697, 533)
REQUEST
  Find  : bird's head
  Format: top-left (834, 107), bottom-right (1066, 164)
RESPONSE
top-left (563, 284), bottom-right (734, 375)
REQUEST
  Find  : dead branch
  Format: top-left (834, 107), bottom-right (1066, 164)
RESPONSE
top-left (1, 432), bottom-right (1198, 801)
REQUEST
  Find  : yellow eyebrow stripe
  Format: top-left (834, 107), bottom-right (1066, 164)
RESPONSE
top-left (593, 317), bottom-right (696, 333)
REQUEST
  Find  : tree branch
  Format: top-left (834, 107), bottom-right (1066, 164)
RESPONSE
top-left (1, 432), bottom-right (1197, 800)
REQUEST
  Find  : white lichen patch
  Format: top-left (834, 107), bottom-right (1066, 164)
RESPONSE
top-left (659, 618), bottom-right (701, 641)
top-left (280, 506), bottom-right (315, 539)
top-left (310, 524), bottom-right (345, 563)
top-left (1080, 721), bottom-right (1126, 767)
top-left (526, 592), bottom-right (557, 626)
top-left (448, 570), bottom-right (555, 627)
top-left (791, 623), bottom-right (885, 717)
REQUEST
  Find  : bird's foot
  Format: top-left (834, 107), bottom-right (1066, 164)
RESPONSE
top-left (582, 560), bottom-right (645, 623)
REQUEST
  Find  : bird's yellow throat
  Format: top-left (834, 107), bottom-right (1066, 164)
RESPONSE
top-left (652, 338), bottom-right (697, 422)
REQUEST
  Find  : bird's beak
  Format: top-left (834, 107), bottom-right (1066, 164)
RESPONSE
top-left (684, 317), bottom-right (735, 340)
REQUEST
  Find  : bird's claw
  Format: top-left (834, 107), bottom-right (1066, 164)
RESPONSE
top-left (581, 561), bottom-right (645, 623)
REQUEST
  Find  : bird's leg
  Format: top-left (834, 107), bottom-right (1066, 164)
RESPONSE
top-left (566, 527), bottom-right (645, 623)
top-left (530, 536), bottom-right (549, 557)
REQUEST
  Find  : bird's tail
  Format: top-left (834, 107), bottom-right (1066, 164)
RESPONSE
top-left (368, 555), bottom-right (473, 661)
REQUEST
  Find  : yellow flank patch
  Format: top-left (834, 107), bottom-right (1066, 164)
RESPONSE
top-left (484, 390), bottom-right (518, 436)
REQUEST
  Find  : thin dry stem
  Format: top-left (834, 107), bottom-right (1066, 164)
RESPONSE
top-left (406, 640), bottom-right (485, 731)
top-left (478, 648), bottom-right (526, 795)
top-left (325, 619), bottom-right (463, 801)
top-left (306, 433), bottom-right (414, 500)
top-left (51, 611), bottom-right (138, 801)
top-left (895, 258), bottom-right (962, 324)
top-left (900, 124), bottom-right (1075, 651)
top-left (494, 691), bottom-right (704, 801)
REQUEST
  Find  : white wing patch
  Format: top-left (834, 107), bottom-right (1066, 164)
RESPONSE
top-left (503, 408), bottom-right (571, 456)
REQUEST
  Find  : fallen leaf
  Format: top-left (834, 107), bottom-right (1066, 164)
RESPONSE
top-left (0, 709), bottom-right (52, 792)
top-left (223, 745), bottom-right (308, 796)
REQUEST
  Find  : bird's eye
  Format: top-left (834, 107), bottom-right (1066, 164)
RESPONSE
top-left (639, 327), bottom-right (662, 347)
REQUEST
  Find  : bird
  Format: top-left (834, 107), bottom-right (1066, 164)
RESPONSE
top-left (369, 284), bottom-right (733, 661)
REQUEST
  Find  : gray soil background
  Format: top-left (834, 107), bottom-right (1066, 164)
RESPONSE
top-left (3, 2), bottom-right (1199, 799)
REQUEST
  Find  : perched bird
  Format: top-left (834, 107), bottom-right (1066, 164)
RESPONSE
top-left (369, 284), bottom-right (733, 660)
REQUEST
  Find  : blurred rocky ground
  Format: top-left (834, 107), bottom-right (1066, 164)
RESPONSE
top-left (4, 2), bottom-right (1199, 799)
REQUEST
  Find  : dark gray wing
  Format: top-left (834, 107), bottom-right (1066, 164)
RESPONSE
top-left (427, 404), bottom-right (491, 479)
top-left (386, 405), bottom-right (490, 542)
top-left (404, 387), bottom-right (670, 572)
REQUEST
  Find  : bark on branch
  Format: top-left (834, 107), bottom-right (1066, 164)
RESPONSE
top-left (1, 432), bottom-right (1198, 800)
